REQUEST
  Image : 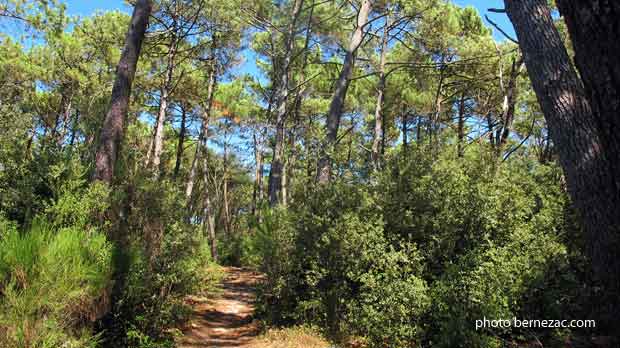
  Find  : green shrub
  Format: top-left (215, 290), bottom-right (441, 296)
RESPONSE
top-left (256, 183), bottom-right (430, 347)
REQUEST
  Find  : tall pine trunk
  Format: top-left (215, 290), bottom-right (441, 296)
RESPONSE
top-left (252, 131), bottom-right (264, 220)
top-left (505, 0), bottom-right (620, 333)
top-left (317, 0), bottom-right (373, 183)
top-left (173, 104), bottom-right (187, 178)
top-left (185, 67), bottom-right (216, 203)
top-left (371, 9), bottom-right (390, 170)
top-left (148, 33), bottom-right (177, 177)
top-left (94, 0), bottom-right (152, 183)
top-left (457, 93), bottom-right (466, 158)
top-left (201, 144), bottom-right (218, 262)
top-left (268, 0), bottom-right (305, 205)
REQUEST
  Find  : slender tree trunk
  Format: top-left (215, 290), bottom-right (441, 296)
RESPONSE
top-left (173, 104), bottom-right (187, 178)
top-left (317, 0), bottom-right (373, 183)
top-left (292, 0), bottom-right (315, 124)
top-left (149, 34), bottom-right (177, 176)
top-left (69, 109), bottom-right (79, 147)
top-left (430, 60), bottom-right (445, 151)
top-left (402, 103), bottom-right (408, 152)
top-left (371, 9), bottom-right (390, 170)
top-left (268, 0), bottom-right (305, 205)
top-left (94, 0), bottom-right (151, 183)
top-left (416, 115), bottom-right (422, 143)
top-left (252, 131), bottom-right (264, 219)
top-left (57, 89), bottom-right (73, 147)
top-left (201, 145), bottom-right (218, 262)
top-left (222, 129), bottom-right (231, 236)
top-left (495, 57), bottom-right (524, 159)
top-left (281, 161), bottom-right (288, 207)
top-left (185, 67), bottom-right (216, 202)
top-left (455, 93), bottom-right (465, 158)
top-left (506, 0), bottom-right (620, 333)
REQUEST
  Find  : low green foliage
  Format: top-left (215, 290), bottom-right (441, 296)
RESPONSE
top-left (250, 146), bottom-right (583, 348)
top-left (0, 220), bottom-right (113, 348)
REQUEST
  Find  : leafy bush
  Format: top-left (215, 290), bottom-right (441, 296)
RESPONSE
top-left (255, 183), bottom-right (430, 347)
top-left (100, 179), bottom-right (224, 348)
top-left (381, 147), bottom-right (580, 347)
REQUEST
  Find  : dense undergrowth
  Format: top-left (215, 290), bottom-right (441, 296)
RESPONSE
top-left (243, 145), bottom-right (589, 348)
top-left (0, 158), bottom-right (222, 348)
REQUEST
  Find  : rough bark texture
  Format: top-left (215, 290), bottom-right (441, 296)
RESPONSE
top-left (505, 0), bottom-right (620, 333)
top-left (268, 0), bottom-right (304, 205)
top-left (317, 0), bottom-right (372, 183)
top-left (94, 0), bottom-right (151, 183)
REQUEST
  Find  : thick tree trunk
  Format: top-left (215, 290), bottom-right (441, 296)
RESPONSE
top-left (268, 0), bottom-right (304, 205)
top-left (173, 104), bottom-right (187, 178)
top-left (371, 9), bottom-right (390, 170)
top-left (317, 0), bottom-right (372, 183)
top-left (506, 0), bottom-right (620, 333)
top-left (94, 0), bottom-right (151, 183)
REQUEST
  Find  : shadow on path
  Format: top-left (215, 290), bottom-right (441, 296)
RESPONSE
top-left (177, 267), bottom-right (264, 348)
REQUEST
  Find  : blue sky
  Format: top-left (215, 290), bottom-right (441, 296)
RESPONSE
top-left (62, 0), bottom-right (515, 40)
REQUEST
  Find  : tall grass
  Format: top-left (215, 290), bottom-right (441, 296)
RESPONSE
top-left (0, 219), bottom-right (113, 348)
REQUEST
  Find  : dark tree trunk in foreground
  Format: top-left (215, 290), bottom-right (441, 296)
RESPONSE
top-left (94, 0), bottom-right (152, 183)
top-left (317, 0), bottom-right (372, 183)
top-left (505, 0), bottom-right (620, 334)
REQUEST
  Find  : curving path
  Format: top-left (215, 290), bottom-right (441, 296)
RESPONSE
top-left (177, 267), bottom-right (263, 348)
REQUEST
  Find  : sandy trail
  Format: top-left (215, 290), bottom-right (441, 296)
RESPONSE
top-left (177, 267), bottom-right (263, 348)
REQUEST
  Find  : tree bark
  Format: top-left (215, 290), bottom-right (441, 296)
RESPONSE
top-left (371, 9), bottom-right (390, 170)
top-left (173, 103), bottom-right (187, 178)
top-left (149, 33), bottom-right (178, 177)
top-left (94, 0), bottom-right (152, 183)
top-left (505, 0), bottom-right (620, 332)
top-left (317, 0), bottom-right (373, 183)
top-left (494, 57), bottom-right (524, 160)
top-left (201, 143), bottom-right (218, 262)
top-left (251, 131), bottom-right (264, 220)
top-left (185, 67), bottom-right (216, 203)
top-left (457, 93), bottom-right (466, 158)
top-left (268, 0), bottom-right (305, 205)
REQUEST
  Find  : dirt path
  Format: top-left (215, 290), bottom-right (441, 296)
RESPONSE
top-left (177, 267), bottom-right (263, 348)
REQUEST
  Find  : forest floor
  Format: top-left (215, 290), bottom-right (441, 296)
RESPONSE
top-left (176, 267), bottom-right (330, 348)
